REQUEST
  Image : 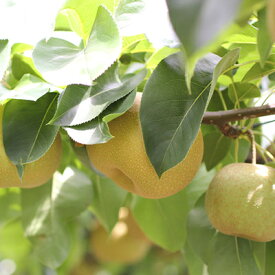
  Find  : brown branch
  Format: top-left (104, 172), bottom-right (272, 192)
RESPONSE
top-left (202, 104), bottom-right (275, 126)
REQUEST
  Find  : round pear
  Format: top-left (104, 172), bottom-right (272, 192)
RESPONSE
top-left (86, 92), bottom-right (203, 199)
top-left (205, 163), bottom-right (275, 242)
top-left (90, 207), bottom-right (150, 263)
top-left (0, 105), bottom-right (62, 188)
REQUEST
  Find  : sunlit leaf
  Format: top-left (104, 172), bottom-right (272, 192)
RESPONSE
top-left (50, 69), bottom-right (146, 126)
top-left (64, 91), bottom-right (136, 145)
top-left (115, 0), bottom-right (147, 36)
top-left (0, 74), bottom-right (59, 102)
top-left (33, 6), bottom-right (121, 86)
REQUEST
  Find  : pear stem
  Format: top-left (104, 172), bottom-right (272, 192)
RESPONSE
top-left (246, 130), bottom-right (257, 165)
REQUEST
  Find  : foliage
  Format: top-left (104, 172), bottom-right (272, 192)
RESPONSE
top-left (0, 0), bottom-right (274, 274)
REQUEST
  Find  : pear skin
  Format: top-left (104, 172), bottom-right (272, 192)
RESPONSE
top-left (87, 92), bottom-right (203, 199)
top-left (206, 163), bottom-right (275, 242)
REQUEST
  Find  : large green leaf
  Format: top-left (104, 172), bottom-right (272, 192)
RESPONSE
top-left (90, 175), bottom-right (127, 232)
top-left (166, 0), bottom-right (243, 57)
top-left (33, 6), bottom-right (121, 86)
top-left (141, 52), bottom-right (220, 176)
top-left (50, 69), bottom-right (146, 126)
top-left (3, 93), bottom-right (59, 166)
top-left (0, 40), bottom-right (11, 79)
top-left (64, 91), bottom-right (136, 145)
top-left (21, 167), bottom-right (92, 268)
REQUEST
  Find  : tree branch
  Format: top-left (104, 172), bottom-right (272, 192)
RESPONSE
top-left (202, 104), bottom-right (275, 126)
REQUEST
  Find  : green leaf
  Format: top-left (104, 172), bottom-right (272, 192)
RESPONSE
top-left (0, 40), bottom-right (11, 79)
top-left (236, 0), bottom-right (265, 24)
top-left (208, 236), bottom-right (260, 275)
top-left (257, 8), bottom-right (273, 67)
top-left (222, 138), bottom-right (250, 164)
top-left (0, 221), bottom-right (32, 272)
top-left (242, 54), bottom-right (275, 81)
top-left (3, 93), bottom-right (59, 166)
top-left (131, 165), bottom-right (214, 255)
top-left (115, 0), bottom-right (146, 36)
top-left (90, 175), bottom-right (127, 232)
top-left (65, 117), bottom-right (113, 145)
top-left (64, 91), bottom-right (136, 145)
top-left (0, 188), bottom-right (21, 227)
top-left (141, 52), bottom-right (219, 176)
top-left (0, 74), bottom-right (59, 102)
top-left (264, 241), bottom-right (275, 275)
top-left (203, 132), bottom-right (232, 170)
top-left (33, 5), bottom-right (121, 86)
top-left (184, 165), bottom-right (216, 210)
top-left (56, 8), bottom-right (84, 39)
top-left (132, 190), bottom-right (189, 252)
top-left (187, 196), bottom-right (260, 275)
top-left (146, 47), bottom-right (180, 69)
top-left (21, 167), bottom-right (92, 268)
top-left (228, 82), bottom-right (260, 103)
top-left (184, 242), bottom-right (205, 275)
top-left (210, 48), bottom-right (240, 95)
top-left (166, 0), bottom-right (242, 56)
top-left (187, 195), bottom-right (216, 264)
top-left (50, 69), bottom-right (146, 126)
top-left (11, 53), bottom-right (43, 80)
top-left (55, 0), bottom-right (117, 41)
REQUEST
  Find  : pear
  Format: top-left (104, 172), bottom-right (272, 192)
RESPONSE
top-left (205, 163), bottom-right (275, 242)
top-left (90, 207), bottom-right (150, 263)
top-left (86, 92), bottom-right (203, 199)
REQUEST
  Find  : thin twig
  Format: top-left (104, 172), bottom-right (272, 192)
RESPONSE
top-left (202, 104), bottom-right (275, 125)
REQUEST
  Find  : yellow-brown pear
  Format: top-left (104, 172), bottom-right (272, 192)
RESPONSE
top-left (90, 207), bottom-right (150, 263)
top-left (205, 163), bottom-right (275, 242)
top-left (86, 92), bottom-right (203, 199)
top-left (0, 105), bottom-right (62, 188)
